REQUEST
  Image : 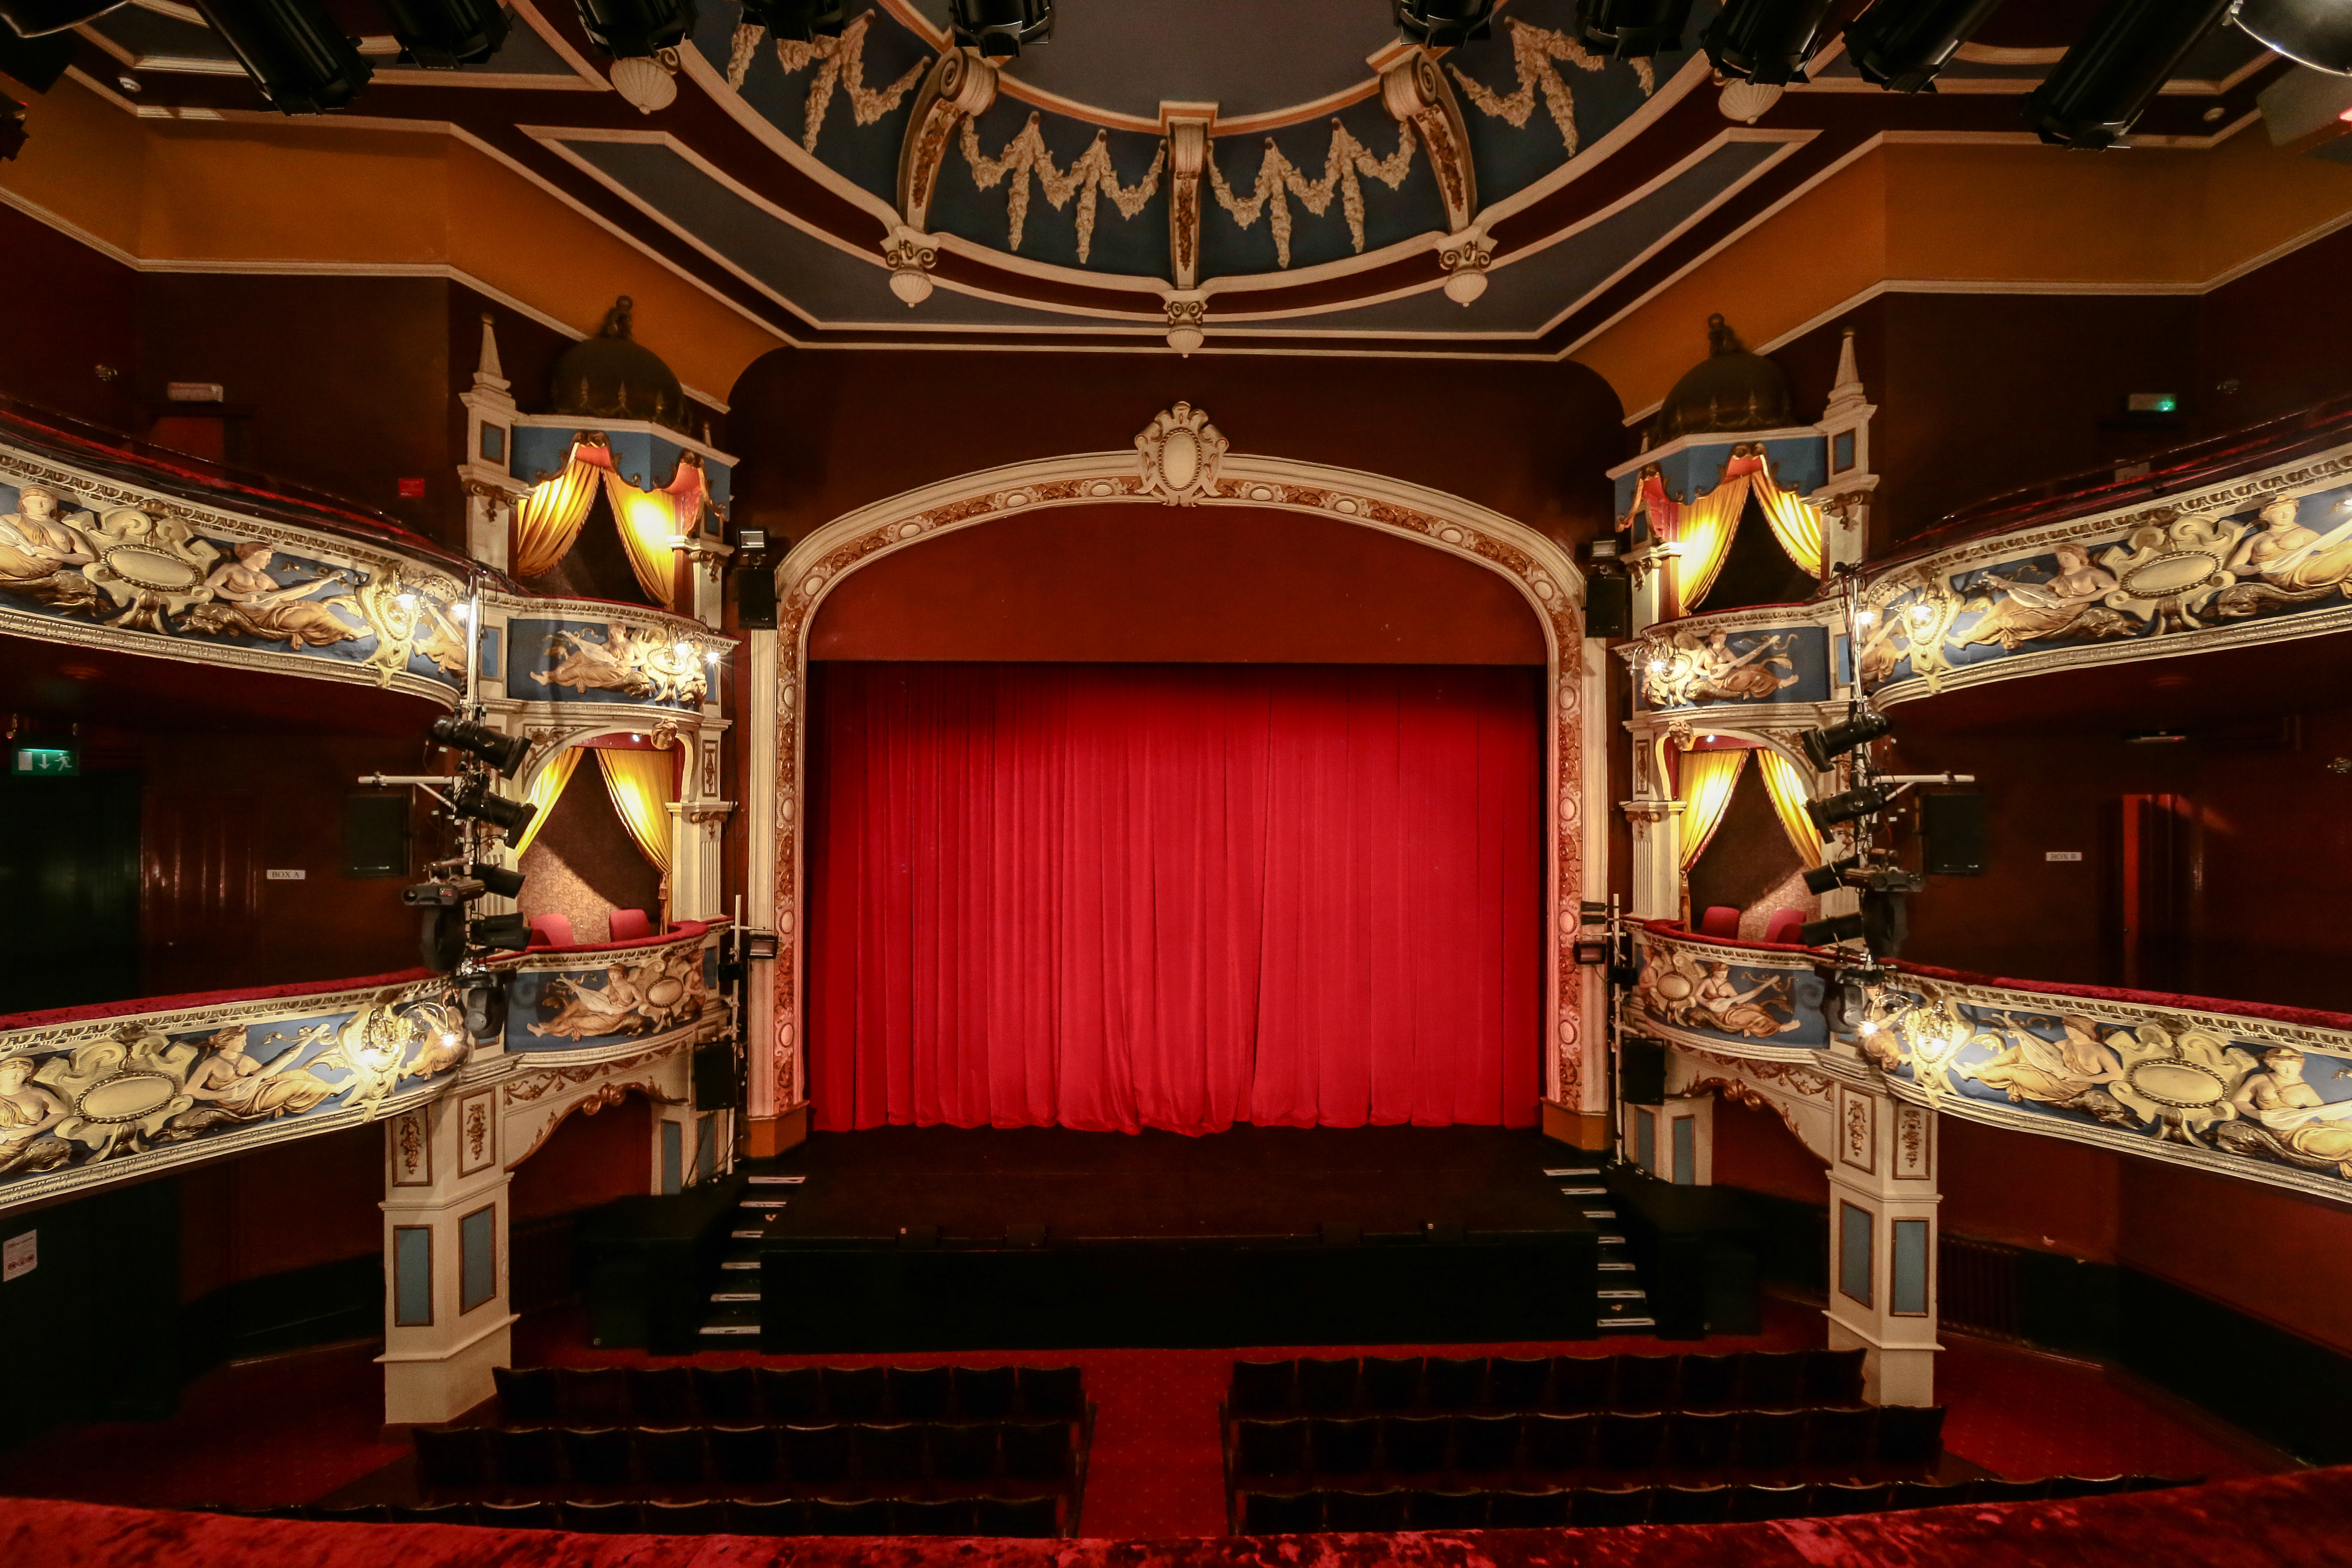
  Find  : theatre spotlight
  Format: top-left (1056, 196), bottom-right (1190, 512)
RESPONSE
top-left (1703, 0), bottom-right (1838, 83)
top-left (740, 0), bottom-right (846, 41)
top-left (451, 777), bottom-right (538, 847)
top-left (1395, 0), bottom-right (1497, 47)
top-left (1861, 888), bottom-right (1912, 958)
top-left (194, 0), bottom-right (373, 114)
top-left (418, 906), bottom-right (466, 973)
top-left (1801, 912), bottom-right (1866, 947)
top-left (1805, 781), bottom-right (1894, 833)
top-left (2234, 0), bottom-right (2352, 73)
top-left (1822, 969), bottom-right (1869, 1028)
top-left (374, 0), bottom-right (509, 66)
top-left (1841, 0), bottom-right (2009, 93)
top-left (470, 911), bottom-right (533, 952)
top-left (430, 714), bottom-right (529, 778)
top-left (401, 875), bottom-right (485, 909)
top-left (570, 0), bottom-right (691, 57)
top-left (469, 860), bottom-right (526, 899)
top-left (2022, 0), bottom-right (2235, 149)
top-left (948, 0), bottom-right (1050, 57)
top-left (462, 974), bottom-right (508, 1040)
top-left (1574, 0), bottom-right (1695, 57)
top-left (1800, 709), bottom-right (1893, 771)
top-left (1802, 854), bottom-right (1861, 895)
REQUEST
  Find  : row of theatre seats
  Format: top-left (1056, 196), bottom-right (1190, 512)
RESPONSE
top-left (1235, 1473), bottom-right (2194, 1534)
top-left (207, 1495), bottom-right (1064, 1537)
top-left (1230, 1348), bottom-right (1864, 1418)
top-left (1227, 1404), bottom-right (1947, 1491)
top-left (490, 1363), bottom-right (1084, 1427)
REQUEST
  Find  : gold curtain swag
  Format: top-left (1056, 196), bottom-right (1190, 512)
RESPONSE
top-left (1633, 453), bottom-right (1830, 615)
top-left (1757, 746), bottom-right (1826, 867)
top-left (599, 747), bottom-right (677, 920)
top-left (601, 459), bottom-right (705, 610)
top-left (511, 746), bottom-right (583, 859)
top-left (1676, 747), bottom-right (1751, 871)
top-left (510, 446), bottom-right (604, 579)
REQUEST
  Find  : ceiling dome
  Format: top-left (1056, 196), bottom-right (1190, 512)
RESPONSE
top-left (1651, 314), bottom-right (1794, 444)
top-left (550, 296), bottom-right (689, 431)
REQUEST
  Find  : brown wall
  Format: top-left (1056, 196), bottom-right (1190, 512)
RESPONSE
top-left (1710, 1094), bottom-right (1826, 1206)
top-left (177, 1123), bottom-right (384, 1300)
top-left (808, 503), bottom-right (1547, 664)
top-left (2, 202), bottom-right (139, 431)
top-left (509, 1095), bottom-right (655, 1224)
top-left (2198, 223), bottom-right (2352, 436)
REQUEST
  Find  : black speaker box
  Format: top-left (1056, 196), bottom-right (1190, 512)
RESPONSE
top-left (736, 568), bottom-right (778, 630)
top-left (691, 1042), bottom-right (740, 1109)
top-left (1585, 573), bottom-right (1632, 639)
top-left (1620, 1035), bottom-right (1668, 1105)
top-left (1924, 792), bottom-right (1986, 875)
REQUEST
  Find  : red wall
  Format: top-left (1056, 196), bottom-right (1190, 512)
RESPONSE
top-left (808, 504), bottom-right (1547, 664)
top-left (1710, 1094), bottom-right (1826, 1205)
top-left (177, 1124), bottom-right (385, 1301)
top-left (509, 1096), bottom-right (655, 1223)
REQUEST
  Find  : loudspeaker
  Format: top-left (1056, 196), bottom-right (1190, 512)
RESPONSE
top-left (1620, 1035), bottom-right (1667, 1105)
top-left (1585, 573), bottom-right (1632, 639)
top-left (1923, 792), bottom-right (1986, 875)
top-left (736, 568), bottom-right (777, 631)
top-left (691, 1042), bottom-right (740, 1109)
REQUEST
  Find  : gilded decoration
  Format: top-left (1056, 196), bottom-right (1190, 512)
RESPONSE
top-left (520, 945), bottom-right (712, 1044)
top-left (1136, 404), bottom-right (1228, 506)
top-left (1627, 939), bottom-right (1803, 1040)
top-left (1637, 627), bottom-right (1802, 707)
top-left (533, 623), bottom-right (711, 707)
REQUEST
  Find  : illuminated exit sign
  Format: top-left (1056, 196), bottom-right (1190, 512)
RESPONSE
top-left (11, 746), bottom-right (76, 777)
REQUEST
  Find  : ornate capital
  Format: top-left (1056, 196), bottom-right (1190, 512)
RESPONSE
top-left (1438, 226), bottom-right (1493, 306)
top-left (896, 46), bottom-right (998, 234)
top-left (881, 226), bottom-right (940, 308)
top-left (1164, 293), bottom-right (1208, 356)
top-left (1381, 50), bottom-right (1476, 234)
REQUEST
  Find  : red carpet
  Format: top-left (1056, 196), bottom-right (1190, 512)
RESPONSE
top-left (7, 1469), bottom-right (2352, 1568)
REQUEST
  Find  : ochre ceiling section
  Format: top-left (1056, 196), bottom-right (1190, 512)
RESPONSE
top-left (0, 76), bottom-right (784, 403)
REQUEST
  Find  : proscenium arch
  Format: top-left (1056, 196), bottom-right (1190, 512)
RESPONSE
top-left (741, 447), bottom-right (1602, 1132)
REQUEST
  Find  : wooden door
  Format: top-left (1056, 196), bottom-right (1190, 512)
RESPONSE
top-left (141, 788), bottom-right (262, 995)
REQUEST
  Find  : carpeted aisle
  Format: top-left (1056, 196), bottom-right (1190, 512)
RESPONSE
top-left (9, 1470), bottom-right (2352, 1568)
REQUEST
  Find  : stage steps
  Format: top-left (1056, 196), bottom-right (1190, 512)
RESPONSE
top-left (1558, 1171), bottom-right (1656, 1333)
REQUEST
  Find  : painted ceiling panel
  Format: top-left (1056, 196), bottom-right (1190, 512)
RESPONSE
top-left (928, 95), bottom-right (1173, 277)
top-left (696, 0), bottom-right (929, 205)
top-left (1199, 95), bottom-right (1445, 278)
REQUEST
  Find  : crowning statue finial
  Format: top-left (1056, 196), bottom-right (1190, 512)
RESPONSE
top-left (599, 296), bottom-right (636, 339)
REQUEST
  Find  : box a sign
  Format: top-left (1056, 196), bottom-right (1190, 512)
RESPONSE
top-left (2, 1231), bottom-right (33, 1282)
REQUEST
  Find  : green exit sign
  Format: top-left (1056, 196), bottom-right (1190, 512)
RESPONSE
top-left (12, 746), bottom-right (76, 777)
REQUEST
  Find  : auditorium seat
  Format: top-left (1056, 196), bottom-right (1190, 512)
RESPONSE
top-left (1232, 1360), bottom-right (1298, 1416)
top-left (1241, 1491), bottom-right (1321, 1534)
top-left (1570, 1486), bottom-right (1649, 1527)
top-left (781, 1424), bottom-right (854, 1483)
top-left (824, 1366), bottom-right (889, 1422)
top-left (1596, 1409), bottom-right (1667, 1471)
top-left (1424, 1357), bottom-right (1485, 1412)
top-left (1487, 1356), bottom-right (1550, 1411)
top-left (1019, 1364), bottom-right (1085, 1420)
top-left (525, 914), bottom-right (576, 949)
top-left (1814, 1480), bottom-right (1891, 1516)
top-left (492, 1366), bottom-right (559, 1424)
top-left (1612, 1354), bottom-right (1678, 1413)
top-left (557, 1367), bottom-right (631, 1426)
top-left (853, 1423), bottom-right (924, 1484)
top-left (1806, 1404), bottom-right (1877, 1474)
top-left (694, 1366), bottom-right (760, 1425)
top-left (1324, 1488), bottom-right (1407, 1531)
top-left (413, 1426), bottom-right (488, 1492)
top-left (645, 1499), bottom-right (728, 1534)
top-left (608, 909), bottom-right (652, 941)
top-left (892, 1497), bottom-right (976, 1535)
top-left (887, 1365), bottom-right (953, 1420)
top-left (929, 1422), bottom-right (998, 1482)
top-left (490, 1427), bottom-right (562, 1490)
top-left (1454, 1414), bottom-right (1522, 1474)
top-left (1891, 1479), bottom-right (1970, 1509)
top-left (478, 1500), bottom-right (561, 1529)
top-left (633, 1426), bottom-right (707, 1488)
top-left (707, 1424), bottom-right (778, 1487)
top-left (1738, 1351), bottom-right (1808, 1410)
top-left (1298, 1357), bottom-right (1360, 1414)
top-left (1235, 1419), bottom-right (1305, 1479)
top-left (728, 1497), bottom-right (806, 1534)
top-left (1384, 1414), bottom-right (1450, 1474)
top-left (1698, 905), bottom-right (1742, 938)
top-left (1877, 1404), bottom-right (1948, 1469)
top-left (760, 1367), bottom-right (824, 1423)
top-left (1677, 1353), bottom-right (1741, 1413)
top-left (1650, 1484), bottom-right (1730, 1525)
top-left (1550, 1356), bottom-right (1612, 1413)
top-left (1362, 1356), bottom-right (1422, 1412)
top-left (807, 1497), bottom-right (891, 1535)
top-left (559, 1499), bottom-right (640, 1534)
top-left (1308, 1417), bottom-right (1377, 1476)
top-left (1407, 1489), bottom-right (1488, 1529)
top-left (1733, 1408), bottom-right (1805, 1476)
top-left (628, 1366), bottom-right (696, 1426)
top-left (391, 1502), bottom-right (472, 1524)
top-left (1003, 1420), bottom-right (1073, 1481)
top-left (976, 1495), bottom-right (1061, 1537)
top-left (1668, 1407), bottom-right (1738, 1472)
top-left (1970, 1477), bottom-right (2050, 1503)
top-left (1493, 1487), bottom-right (1573, 1527)
top-left (1525, 1411), bottom-right (1592, 1471)
top-left (558, 1426), bottom-right (632, 1488)
top-left (1762, 908), bottom-right (1806, 944)
top-left (1803, 1348), bottom-right (1868, 1405)
top-left (953, 1365), bottom-right (1018, 1420)
top-left (1725, 1483), bottom-right (1810, 1522)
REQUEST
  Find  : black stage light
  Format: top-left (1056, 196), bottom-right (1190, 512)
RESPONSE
top-left (1802, 854), bottom-right (1861, 895)
top-left (1801, 911), bottom-right (1866, 947)
top-left (470, 860), bottom-right (526, 898)
top-left (1800, 709), bottom-right (1893, 771)
top-left (948, 0), bottom-right (1049, 58)
top-left (0, 0), bottom-right (127, 36)
top-left (451, 777), bottom-right (538, 847)
top-left (194, 0), bottom-right (373, 114)
top-left (2235, 0), bottom-right (2352, 74)
top-left (375, 0), bottom-right (508, 66)
top-left (740, 0), bottom-right (843, 41)
top-left (1395, 0), bottom-right (1496, 47)
top-left (462, 975), bottom-right (508, 1040)
top-left (1703, 0), bottom-right (1837, 83)
top-left (1861, 889), bottom-right (1911, 958)
top-left (0, 100), bottom-right (23, 164)
top-left (430, 713), bottom-right (529, 778)
top-left (471, 911), bottom-right (533, 952)
top-left (2022, 0), bottom-right (2235, 149)
top-left (0, 26), bottom-right (79, 91)
top-left (1805, 781), bottom-right (1894, 833)
top-left (1822, 969), bottom-right (1868, 1028)
top-left (419, 906), bottom-right (466, 973)
top-left (571, 0), bottom-right (692, 58)
top-left (401, 875), bottom-right (485, 908)
top-left (1575, 0), bottom-right (1695, 57)
top-left (1842, 0), bottom-right (2009, 92)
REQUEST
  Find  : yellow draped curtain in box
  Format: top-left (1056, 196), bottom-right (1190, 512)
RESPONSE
top-left (510, 443), bottom-right (605, 580)
top-left (599, 747), bottom-right (676, 920)
top-left (512, 746), bottom-right (583, 858)
top-left (601, 457), bottom-right (706, 611)
top-left (1632, 453), bottom-right (1830, 615)
top-left (1676, 747), bottom-right (1751, 871)
top-left (1756, 745), bottom-right (1826, 867)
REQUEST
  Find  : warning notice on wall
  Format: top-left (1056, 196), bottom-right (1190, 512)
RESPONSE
top-left (1, 1231), bottom-right (33, 1282)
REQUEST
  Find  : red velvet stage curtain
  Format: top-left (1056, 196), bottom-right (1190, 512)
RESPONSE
top-left (807, 664), bottom-right (1541, 1135)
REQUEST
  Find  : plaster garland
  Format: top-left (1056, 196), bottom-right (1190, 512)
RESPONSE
top-left (1449, 16), bottom-right (1656, 155)
top-left (1207, 119), bottom-right (1417, 269)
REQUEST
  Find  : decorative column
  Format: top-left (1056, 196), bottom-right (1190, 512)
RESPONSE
top-left (1621, 799), bottom-right (1683, 922)
top-left (382, 1080), bottom-right (512, 1425)
top-left (1822, 1074), bottom-right (1941, 1405)
top-left (740, 625), bottom-right (799, 1156)
top-left (666, 718), bottom-right (733, 924)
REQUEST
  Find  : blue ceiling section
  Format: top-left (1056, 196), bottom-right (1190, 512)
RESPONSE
top-left (1266, 135), bottom-right (1783, 337)
top-left (1200, 96), bottom-right (1446, 277)
top-left (693, 0), bottom-right (925, 206)
top-left (928, 96), bottom-right (1173, 278)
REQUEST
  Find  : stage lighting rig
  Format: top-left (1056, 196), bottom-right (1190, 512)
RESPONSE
top-left (949, 0), bottom-right (1050, 58)
top-left (1703, 0), bottom-right (1837, 83)
top-left (2023, 0), bottom-right (2235, 148)
top-left (431, 713), bottom-right (530, 778)
top-left (2234, 0), bottom-right (2352, 74)
top-left (1396, 0), bottom-right (1496, 47)
top-left (375, 0), bottom-right (508, 67)
top-left (1801, 708), bottom-right (1894, 772)
top-left (571, 0), bottom-right (691, 58)
top-left (1575, 0), bottom-right (1694, 57)
top-left (0, 0), bottom-right (128, 35)
top-left (194, 0), bottom-right (373, 114)
top-left (740, 0), bottom-right (846, 42)
top-left (451, 775), bottom-right (538, 847)
top-left (1841, 0), bottom-right (2010, 93)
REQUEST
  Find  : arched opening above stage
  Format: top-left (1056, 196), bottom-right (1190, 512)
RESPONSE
top-left (806, 503), bottom-right (1547, 666)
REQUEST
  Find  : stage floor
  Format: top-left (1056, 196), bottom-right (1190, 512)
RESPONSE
top-left (756, 1125), bottom-right (1582, 1241)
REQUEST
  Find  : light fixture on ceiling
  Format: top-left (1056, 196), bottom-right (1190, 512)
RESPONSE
top-left (2234, 0), bottom-right (2352, 75)
top-left (570, 0), bottom-right (692, 59)
top-left (1703, 0), bottom-right (1838, 84)
top-left (950, 0), bottom-right (1051, 58)
top-left (609, 51), bottom-right (678, 112)
top-left (1841, 0), bottom-right (2010, 93)
top-left (193, 0), bottom-right (374, 114)
top-left (1574, 0), bottom-right (1695, 58)
top-left (740, 0), bottom-right (847, 43)
top-left (1395, 0), bottom-right (1497, 48)
top-left (2023, 0), bottom-right (2236, 148)
top-left (375, 0), bottom-right (510, 67)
